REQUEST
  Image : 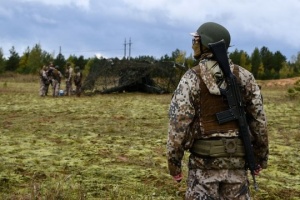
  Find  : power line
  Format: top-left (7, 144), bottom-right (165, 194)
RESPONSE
top-left (123, 37), bottom-right (132, 60)
top-left (62, 48), bottom-right (124, 54)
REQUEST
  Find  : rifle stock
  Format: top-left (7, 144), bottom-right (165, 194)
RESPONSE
top-left (208, 40), bottom-right (259, 190)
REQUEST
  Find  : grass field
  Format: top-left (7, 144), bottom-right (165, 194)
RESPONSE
top-left (0, 74), bottom-right (299, 199)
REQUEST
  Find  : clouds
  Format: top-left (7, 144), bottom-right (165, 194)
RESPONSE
top-left (0, 0), bottom-right (300, 60)
top-left (15, 0), bottom-right (90, 9)
top-left (32, 14), bottom-right (57, 25)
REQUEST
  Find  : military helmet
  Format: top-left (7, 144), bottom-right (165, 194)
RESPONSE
top-left (193, 22), bottom-right (231, 49)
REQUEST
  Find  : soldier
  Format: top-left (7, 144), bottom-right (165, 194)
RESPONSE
top-left (167, 22), bottom-right (269, 199)
top-left (51, 65), bottom-right (63, 97)
top-left (65, 62), bottom-right (73, 96)
top-left (46, 62), bottom-right (55, 95)
top-left (39, 65), bottom-right (49, 97)
top-left (43, 65), bottom-right (50, 96)
top-left (74, 66), bottom-right (83, 97)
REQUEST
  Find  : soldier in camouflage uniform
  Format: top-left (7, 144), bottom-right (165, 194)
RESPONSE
top-left (65, 62), bottom-right (74, 96)
top-left (167, 22), bottom-right (269, 200)
top-left (74, 66), bottom-right (83, 97)
top-left (46, 62), bottom-right (55, 95)
top-left (49, 65), bottom-right (63, 97)
top-left (39, 65), bottom-right (49, 97)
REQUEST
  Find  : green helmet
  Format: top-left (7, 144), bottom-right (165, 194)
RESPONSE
top-left (195, 22), bottom-right (231, 49)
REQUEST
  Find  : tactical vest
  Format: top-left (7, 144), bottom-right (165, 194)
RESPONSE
top-left (74, 72), bottom-right (82, 85)
top-left (65, 69), bottom-right (70, 78)
top-left (192, 65), bottom-right (239, 136)
top-left (52, 69), bottom-right (60, 80)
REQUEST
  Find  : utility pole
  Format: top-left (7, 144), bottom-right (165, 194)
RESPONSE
top-left (128, 37), bottom-right (132, 60)
top-left (124, 38), bottom-right (127, 59)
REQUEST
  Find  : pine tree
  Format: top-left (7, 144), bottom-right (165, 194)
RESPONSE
top-left (6, 46), bottom-right (20, 72)
top-left (0, 48), bottom-right (6, 74)
top-left (251, 48), bottom-right (261, 78)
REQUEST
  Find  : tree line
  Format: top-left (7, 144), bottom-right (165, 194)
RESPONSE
top-left (229, 47), bottom-right (300, 79)
top-left (0, 44), bottom-right (300, 80)
top-left (0, 44), bottom-right (88, 76)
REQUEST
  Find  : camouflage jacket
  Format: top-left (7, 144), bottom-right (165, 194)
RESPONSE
top-left (74, 71), bottom-right (83, 86)
top-left (65, 67), bottom-right (73, 81)
top-left (40, 69), bottom-right (48, 82)
top-left (167, 56), bottom-right (269, 176)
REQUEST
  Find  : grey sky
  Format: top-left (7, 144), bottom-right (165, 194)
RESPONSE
top-left (0, 0), bottom-right (299, 61)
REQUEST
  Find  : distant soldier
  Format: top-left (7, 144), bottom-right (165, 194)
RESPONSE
top-left (51, 65), bottom-right (63, 97)
top-left (47, 62), bottom-right (55, 77)
top-left (44, 65), bottom-right (50, 96)
top-left (46, 62), bottom-right (55, 91)
top-left (74, 66), bottom-right (83, 97)
top-left (65, 63), bottom-right (73, 96)
top-left (39, 65), bottom-right (49, 97)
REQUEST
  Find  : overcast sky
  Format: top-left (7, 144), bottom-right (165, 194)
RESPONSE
top-left (1, 0), bottom-right (300, 61)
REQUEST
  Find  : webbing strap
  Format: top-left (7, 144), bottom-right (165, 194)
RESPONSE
top-left (191, 138), bottom-right (245, 157)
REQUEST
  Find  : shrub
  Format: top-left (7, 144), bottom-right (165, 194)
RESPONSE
top-left (287, 79), bottom-right (300, 99)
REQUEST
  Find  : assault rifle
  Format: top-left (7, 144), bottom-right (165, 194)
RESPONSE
top-left (208, 40), bottom-right (259, 190)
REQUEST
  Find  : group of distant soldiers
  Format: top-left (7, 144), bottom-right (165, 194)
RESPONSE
top-left (39, 62), bottom-right (83, 97)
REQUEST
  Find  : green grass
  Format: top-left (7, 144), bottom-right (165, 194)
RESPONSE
top-left (0, 74), bottom-right (299, 199)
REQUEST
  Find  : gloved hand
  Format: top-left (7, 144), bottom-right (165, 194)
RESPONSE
top-left (173, 173), bottom-right (183, 183)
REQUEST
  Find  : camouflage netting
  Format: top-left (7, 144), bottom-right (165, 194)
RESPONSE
top-left (82, 59), bottom-right (187, 94)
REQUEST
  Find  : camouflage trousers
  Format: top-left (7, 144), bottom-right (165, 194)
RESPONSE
top-left (52, 80), bottom-right (60, 97)
top-left (65, 80), bottom-right (73, 96)
top-left (39, 79), bottom-right (49, 96)
top-left (185, 168), bottom-right (250, 200)
top-left (39, 79), bottom-right (46, 96)
top-left (75, 84), bottom-right (82, 97)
